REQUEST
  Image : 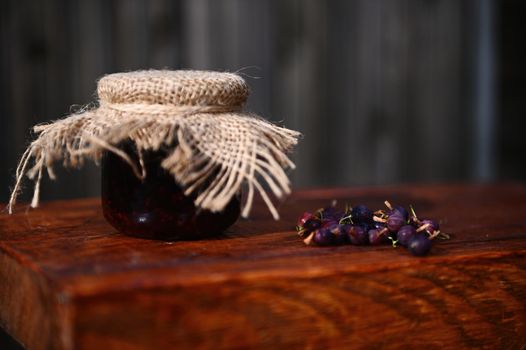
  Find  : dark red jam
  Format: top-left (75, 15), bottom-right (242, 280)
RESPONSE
top-left (101, 141), bottom-right (240, 240)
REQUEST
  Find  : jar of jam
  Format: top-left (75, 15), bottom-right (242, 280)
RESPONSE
top-left (101, 141), bottom-right (241, 240)
top-left (9, 70), bottom-right (299, 233)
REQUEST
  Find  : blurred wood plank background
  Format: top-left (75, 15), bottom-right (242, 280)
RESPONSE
top-left (0, 0), bottom-right (524, 206)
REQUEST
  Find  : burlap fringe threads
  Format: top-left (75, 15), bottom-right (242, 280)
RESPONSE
top-left (8, 70), bottom-right (300, 220)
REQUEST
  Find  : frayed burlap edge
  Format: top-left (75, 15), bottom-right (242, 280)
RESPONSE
top-left (7, 102), bottom-right (300, 220)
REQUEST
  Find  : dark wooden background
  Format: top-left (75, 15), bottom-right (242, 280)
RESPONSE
top-left (1, 0), bottom-right (525, 205)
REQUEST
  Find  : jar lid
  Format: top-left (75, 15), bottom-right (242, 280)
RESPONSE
top-left (97, 70), bottom-right (249, 107)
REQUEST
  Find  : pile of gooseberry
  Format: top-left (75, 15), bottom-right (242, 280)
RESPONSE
top-left (295, 201), bottom-right (449, 256)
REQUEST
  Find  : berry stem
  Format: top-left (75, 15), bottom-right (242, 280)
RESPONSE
top-left (339, 213), bottom-right (353, 225)
top-left (437, 231), bottom-right (450, 240)
top-left (428, 230), bottom-right (441, 240)
top-left (303, 231), bottom-right (315, 245)
top-left (416, 223), bottom-right (431, 232)
top-left (388, 236), bottom-right (398, 248)
top-left (410, 205), bottom-right (419, 221)
top-left (297, 228), bottom-right (308, 237)
top-left (379, 227), bottom-right (389, 236)
top-left (373, 216), bottom-right (387, 223)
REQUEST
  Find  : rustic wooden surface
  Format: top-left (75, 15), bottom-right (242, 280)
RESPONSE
top-left (1, 183), bottom-right (526, 349)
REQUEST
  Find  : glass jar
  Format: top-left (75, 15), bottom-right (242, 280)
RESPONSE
top-left (101, 141), bottom-right (241, 240)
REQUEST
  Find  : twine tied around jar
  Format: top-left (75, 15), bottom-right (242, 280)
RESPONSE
top-left (8, 70), bottom-right (300, 220)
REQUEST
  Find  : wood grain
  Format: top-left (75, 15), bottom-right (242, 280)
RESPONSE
top-left (1, 183), bottom-right (526, 349)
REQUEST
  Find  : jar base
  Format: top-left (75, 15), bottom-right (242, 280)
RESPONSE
top-left (101, 142), bottom-right (241, 241)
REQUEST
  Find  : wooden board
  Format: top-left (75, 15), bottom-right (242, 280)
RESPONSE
top-left (1, 183), bottom-right (526, 349)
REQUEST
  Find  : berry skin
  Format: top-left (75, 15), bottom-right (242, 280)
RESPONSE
top-left (322, 206), bottom-right (345, 222)
top-left (296, 213), bottom-right (322, 238)
top-left (347, 225), bottom-right (369, 245)
top-left (397, 225), bottom-right (416, 247)
top-left (330, 224), bottom-right (349, 245)
top-left (372, 221), bottom-right (386, 230)
top-left (420, 219), bottom-right (439, 235)
top-left (391, 206), bottom-right (409, 222)
top-left (313, 227), bottom-right (334, 246)
top-left (351, 204), bottom-right (373, 224)
top-left (304, 217), bottom-right (322, 231)
top-left (387, 212), bottom-right (405, 232)
top-left (407, 233), bottom-right (432, 256)
top-left (321, 219), bottom-right (338, 227)
top-left (368, 228), bottom-right (388, 245)
top-left (297, 211), bottom-right (312, 228)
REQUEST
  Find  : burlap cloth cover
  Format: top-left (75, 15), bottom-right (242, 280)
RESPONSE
top-left (8, 70), bottom-right (300, 219)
